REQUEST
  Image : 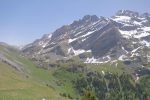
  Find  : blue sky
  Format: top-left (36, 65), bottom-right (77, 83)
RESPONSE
top-left (0, 0), bottom-right (149, 46)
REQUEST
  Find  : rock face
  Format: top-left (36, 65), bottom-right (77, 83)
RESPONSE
top-left (22, 10), bottom-right (150, 64)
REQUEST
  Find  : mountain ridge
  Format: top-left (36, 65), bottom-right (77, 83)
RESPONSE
top-left (22, 10), bottom-right (150, 65)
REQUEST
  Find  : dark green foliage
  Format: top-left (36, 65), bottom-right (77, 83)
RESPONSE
top-left (139, 75), bottom-right (150, 99)
top-left (51, 59), bottom-right (150, 100)
top-left (83, 91), bottom-right (98, 100)
top-left (74, 71), bottom-right (150, 100)
top-left (67, 62), bottom-right (87, 73)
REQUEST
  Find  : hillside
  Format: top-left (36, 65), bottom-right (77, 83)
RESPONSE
top-left (0, 43), bottom-right (68, 100)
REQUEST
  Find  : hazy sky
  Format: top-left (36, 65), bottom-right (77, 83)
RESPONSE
top-left (0, 0), bottom-right (150, 46)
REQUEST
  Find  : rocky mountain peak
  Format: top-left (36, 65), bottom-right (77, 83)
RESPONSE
top-left (116, 10), bottom-right (139, 17)
top-left (82, 15), bottom-right (99, 22)
top-left (142, 13), bottom-right (150, 17)
top-left (52, 25), bottom-right (70, 39)
top-left (23, 10), bottom-right (150, 64)
top-left (70, 15), bottom-right (99, 28)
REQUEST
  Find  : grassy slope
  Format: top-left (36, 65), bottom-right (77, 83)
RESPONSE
top-left (52, 66), bottom-right (82, 99)
top-left (0, 45), bottom-right (68, 100)
top-left (87, 62), bottom-right (127, 75)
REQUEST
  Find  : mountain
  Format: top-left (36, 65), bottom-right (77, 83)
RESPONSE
top-left (22, 10), bottom-right (150, 65)
top-left (1, 10), bottom-right (150, 100)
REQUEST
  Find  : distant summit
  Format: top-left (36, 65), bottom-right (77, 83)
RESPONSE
top-left (116, 10), bottom-right (139, 17)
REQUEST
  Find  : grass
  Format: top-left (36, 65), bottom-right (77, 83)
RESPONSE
top-left (50, 65), bottom-right (82, 99)
top-left (86, 60), bottom-right (143, 76)
top-left (0, 60), bottom-right (71, 100)
top-left (0, 45), bottom-right (69, 100)
top-left (86, 61), bottom-right (125, 74)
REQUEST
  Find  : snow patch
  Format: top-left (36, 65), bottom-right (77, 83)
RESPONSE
top-left (141, 40), bottom-right (150, 47)
top-left (133, 21), bottom-right (142, 25)
top-left (81, 31), bottom-right (95, 38)
top-left (68, 38), bottom-right (78, 43)
top-left (141, 65), bottom-right (144, 68)
top-left (85, 57), bottom-right (99, 63)
top-left (86, 50), bottom-right (92, 52)
top-left (74, 49), bottom-right (86, 56)
top-left (68, 31), bottom-right (95, 43)
top-left (103, 55), bottom-right (111, 61)
top-left (131, 46), bottom-right (142, 53)
top-left (113, 16), bottom-right (131, 22)
top-left (68, 47), bottom-right (91, 56)
top-left (84, 57), bottom-right (109, 64)
top-left (75, 31), bottom-right (83, 36)
top-left (122, 46), bottom-right (128, 54)
top-left (48, 34), bottom-right (52, 38)
top-left (134, 32), bottom-right (150, 38)
top-left (118, 55), bottom-right (127, 61)
top-left (119, 30), bottom-right (137, 38)
top-left (131, 53), bottom-right (140, 57)
top-left (141, 27), bottom-right (150, 32)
